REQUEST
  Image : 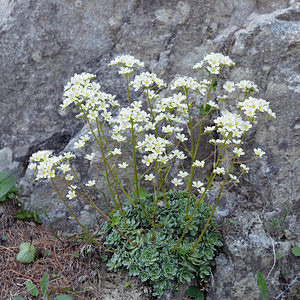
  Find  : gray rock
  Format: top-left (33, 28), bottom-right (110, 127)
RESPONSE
top-left (1, 0), bottom-right (299, 299)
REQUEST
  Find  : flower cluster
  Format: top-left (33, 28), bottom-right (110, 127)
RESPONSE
top-left (170, 76), bottom-right (207, 93)
top-left (130, 72), bottom-right (166, 91)
top-left (108, 54), bottom-right (144, 75)
top-left (193, 52), bottom-right (235, 75)
top-left (238, 96), bottom-right (275, 118)
top-left (62, 73), bottom-right (119, 125)
top-left (236, 80), bottom-right (258, 92)
top-left (152, 93), bottom-right (189, 120)
top-left (29, 150), bottom-right (75, 181)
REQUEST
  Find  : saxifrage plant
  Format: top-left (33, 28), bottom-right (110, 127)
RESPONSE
top-left (104, 190), bottom-right (222, 297)
top-left (28, 53), bottom-right (275, 297)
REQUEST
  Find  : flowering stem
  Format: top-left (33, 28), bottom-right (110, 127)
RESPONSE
top-left (173, 136), bottom-right (229, 252)
top-left (151, 188), bottom-right (158, 241)
top-left (189, 132), bottom-right (247, 253)
top-left (79, 105), bottom-right (121, 214)
top-left (96, 120), bottom-right (135, 208)
top-left (55, 176), bottom-right (135, 246)
top-left (185, 75), bottom-right (217, 219)
top-left (50, 179), bottom-right (116, 253)
top-left (126, 75), bottom-right (131, 105)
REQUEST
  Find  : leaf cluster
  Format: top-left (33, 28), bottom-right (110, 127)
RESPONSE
top-left (104, 190), bottom-right (222, 298)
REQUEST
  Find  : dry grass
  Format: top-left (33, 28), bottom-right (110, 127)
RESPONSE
top-left (0, 200), bottom-right (150, 300)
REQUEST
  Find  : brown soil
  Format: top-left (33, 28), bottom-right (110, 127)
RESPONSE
top-left (0, 199), bottom-right (152, 300)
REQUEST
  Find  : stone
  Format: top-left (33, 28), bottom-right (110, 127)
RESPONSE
top-left (1, 0), bottom-right (299, 299)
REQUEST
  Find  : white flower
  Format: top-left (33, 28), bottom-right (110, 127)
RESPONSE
top-left (176, 133), bottom-right (187, 142)
top-left (87, 111), bottom-right (99, 120)
top-left (192, 160), bottom-right (205, 168)
top-left (213, 167), bottom-right (225, 175)
top-left (203, 52), bottom-right (235, 67)
top-left (162, 125), bottom-right (174, 133)
top-left (178, 171), bottom-right (189, 178)
top-left (207, 66), bottom-right (220, 74)
top-left (254, 148), bottom-right (265, 158)
top-left (85, 153), bottom-right (96, 161)
top-left (110, 148), bottom-right (122, 155)
top-left (236, 80), bottom-right (258, 92)
top-left (240, 164), bottom-right (249, 173)
top-left (130, 72), bottom-right (166, 91)
top-left (142, 154), bottom-right (155, 166)
top-left (30, 150), bottom-right (52, 162)
top-left (112, 133), bottom-right (126, 142)
top-left (198, 187), bottom-right (206, 194)
top-left (172, 178), bottom-right (184, 186)
top-left (65, 174), bottom-right (74, 181)
top-left (145, 174), bottom-right (155, 181)
top-left (223, 81), bottom-right (235, 93)
top-left (74, 140), bottom-right (85, 149)
top-left (80, 134), bottom-right (90, 142)
top-left (207, 100), bottom-right (219, 109)
top-left (192, 180), bottom-right (204, 188)
top-left (58, 163), bottom-right (70, 173)
top-left (109, 54), bottom-right (144, 69)
top-left (118, 162), bottom-right (128, 169)
top-left (233, 147), bottom-right (245, 157)
top-left (171, 76), bottom-right (200, 90)
top-left (174, 150), bottom-right (186, 160)
top-left (28, 163), bottom-right (37, 170)
top-left (204, 126), bottom-right (215, 133)
top-left (193, 61), bottom-right (203, 69)
top-left (85, 180), bottom-right (96, 187)
top-left (118, 67), bottom-right (133, 75)
top-left (158, 156), bottom-right (169, 164)
top-left (229, 174), bottom-right (240, 183)
top-left (66, 190), bottom-right (76, 199)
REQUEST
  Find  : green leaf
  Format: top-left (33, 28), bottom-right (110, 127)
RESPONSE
top-left (16, 242), bottom-right (36, 263)
top-left (25, 281), bottom-right (39, 297)
top-left (109, 209), bottom-right (116, 217)
top-left (32, 212), bottom-right (42, 224)
top-left (41, 272), bottom-right (49, 295)
top-left (8, 192), bottom-right (15, 199)
top-left (111, 216), bottom-right (120, 225)
top-left (73, 252), bottom-right (80, 258)
top-left (275, 252), bottom-right (283, 260)
top-left (15, 210), bottom-right (32, 219)
top-left (257, 272), bottom-right (267, 300)
top-left (0, 169), bottom-right (21, 199)
top-left (199, 104), bottom-right (212, 115)
top-left (186, 286), bottom-right (204, 300)
top-left (133, 187), bottom-right (149, 199)
top-left (2, 234), bottom-right (8, 241)
top-left (0, 194), bottom-right (6, 201)
top-left (9, 185), bottom-right (18, 193)
top-left (14, 210), bottom-right (42, 224)
top-left (55, 295), bottom-right (74, 300)
top-left (123, 281), bottom-right (131, 288)
top-left (292, 247), bottom-right (300, 257)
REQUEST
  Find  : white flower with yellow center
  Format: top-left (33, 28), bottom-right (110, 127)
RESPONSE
top-left (118, 162), bottom-right (128, 169)
top-left (172, 178), bottom-right (183, 186)
top-left (145, 174), bottom-right (154, 181)
top-left (213, 167), bottom-right (225, 175)
top-left (192, 160), bottom-right (205, 168)
top-left (85, 180), bottom-right (96, 187)
top-left (254, 148), bottom-right (265, 158)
